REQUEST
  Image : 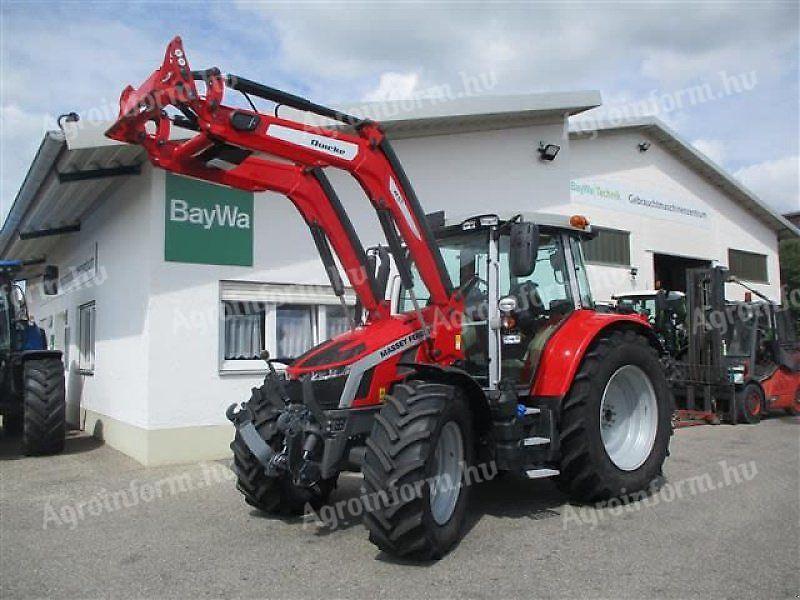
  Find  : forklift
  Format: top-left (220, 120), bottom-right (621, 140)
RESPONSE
top-left (668, 266), bottom-right (799, 425)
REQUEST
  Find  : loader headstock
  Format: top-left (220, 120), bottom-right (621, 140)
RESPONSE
top-left (105, 36), bottom-right (224, 147)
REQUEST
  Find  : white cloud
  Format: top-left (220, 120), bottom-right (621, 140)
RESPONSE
top-left (735, 156), bottom-right (800, 214)
top-left (691, 138), bottom-right (728, 165)
top-left (0, 105), bottom-right (57, 217)
top-left (363, 72), bottom-right (419, 102)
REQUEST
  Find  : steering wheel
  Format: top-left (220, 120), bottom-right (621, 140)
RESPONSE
top-left (457, 273), bottom-right (487, 299)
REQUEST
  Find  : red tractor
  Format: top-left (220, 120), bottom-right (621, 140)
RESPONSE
top-left (107, 38), bottom-right (673, 559)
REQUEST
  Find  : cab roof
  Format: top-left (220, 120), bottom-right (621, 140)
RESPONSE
top-left (437, 211), bottom-right (594, 235)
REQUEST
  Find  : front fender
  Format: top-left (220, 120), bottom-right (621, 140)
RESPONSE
top-left (530, 309), bottom-right (659, 399)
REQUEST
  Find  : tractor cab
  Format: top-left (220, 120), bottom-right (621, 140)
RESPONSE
top-left (396, 212), bottom-right (595, 388)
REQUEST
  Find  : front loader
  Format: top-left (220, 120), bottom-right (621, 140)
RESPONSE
top-left (107, 38), bottom-right (673, 559)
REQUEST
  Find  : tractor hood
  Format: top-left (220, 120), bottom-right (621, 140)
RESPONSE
top-left (287, 314), bottom-right (424, 378)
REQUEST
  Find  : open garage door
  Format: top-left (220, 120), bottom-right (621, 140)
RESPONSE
top-left (654, 253), bottom-right (712, 292)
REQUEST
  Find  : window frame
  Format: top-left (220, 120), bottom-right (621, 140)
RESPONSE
top-left (219, 281), bottom-right (355, 375)
top-left (727, 248), bottom-right (769, 284)
top-left (78, 301), bottom-right (96, 375)
top-left (582, 227), bottom-right (632, 268)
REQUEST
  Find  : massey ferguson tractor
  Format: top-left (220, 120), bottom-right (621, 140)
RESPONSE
top-left (0, 260), bottom-right (66, 455)
top-left (107, 38), bottom-right (673, 559)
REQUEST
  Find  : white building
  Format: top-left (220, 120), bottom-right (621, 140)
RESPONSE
top-left (2, 92), bottom-right (797, 465)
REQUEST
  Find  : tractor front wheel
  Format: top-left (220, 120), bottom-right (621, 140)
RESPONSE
top-left (558, 330), bottom-right (672, 502)
top-left (22, 358), bottom-right (66, 455)
top-left (362, 381), bottom-right (474, 560)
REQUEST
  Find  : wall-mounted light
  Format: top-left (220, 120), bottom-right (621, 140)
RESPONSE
top-left (630, 266), bottom-right (639, 279)
top-left (538, 142), bottom-right (561, 161)
top-left (57, 112), bottom-right (80, 131)
top-left (638, 141), bottom-right (651, 152)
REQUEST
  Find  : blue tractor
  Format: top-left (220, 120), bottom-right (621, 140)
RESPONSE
top-left (0, 260), bottom-right (65, 454)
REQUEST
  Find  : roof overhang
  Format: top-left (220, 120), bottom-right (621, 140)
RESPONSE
top-left (0, 124), bottom-right (146, 274)
top-left (569, 116), bottom-right (800, 241)
top-left (0, 90), bottom-right (602, 274)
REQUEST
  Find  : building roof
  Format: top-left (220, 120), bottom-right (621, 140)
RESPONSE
top-left (0, 91), bottom-right (601, 269)
top-left (784, 211), bottom-right (800, 228)
top-left (569, 116), bottom-right (800, 241)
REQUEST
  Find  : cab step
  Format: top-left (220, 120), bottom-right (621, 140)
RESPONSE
top-left (525, 468), bottom-right (560, 479)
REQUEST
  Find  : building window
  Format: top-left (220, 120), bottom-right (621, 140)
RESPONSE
top-left (583, 228), bottom-right (631, 267)
top-left (728, 249), bottom-right (768, 283)
top-left (78, 302), bottom-right (95, 374)
top-left (220, 282), bottom-right (355, 373)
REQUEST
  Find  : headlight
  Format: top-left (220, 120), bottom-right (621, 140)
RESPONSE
top-left (309, 366), bottom-right (351, 381)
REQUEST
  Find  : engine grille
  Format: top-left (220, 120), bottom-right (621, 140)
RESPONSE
top-left (285, 376), bottom-right (348, 411)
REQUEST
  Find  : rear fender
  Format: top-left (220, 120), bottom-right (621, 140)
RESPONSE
top-left (530, 310), bottom-right (661, 399)
top-left (400, 362), bottom-right (492, 436)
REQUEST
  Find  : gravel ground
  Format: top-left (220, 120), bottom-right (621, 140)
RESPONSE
top-left (1, 415), bottom-right (798, 599)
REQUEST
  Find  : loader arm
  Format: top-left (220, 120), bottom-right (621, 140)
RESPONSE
top-left (106, 39), bottom-right (383, 315)
top-left (106, 37), bottom-right (453, 309)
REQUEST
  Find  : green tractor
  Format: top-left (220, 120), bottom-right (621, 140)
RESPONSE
top-left (0, 260), bottom-right (66, 455)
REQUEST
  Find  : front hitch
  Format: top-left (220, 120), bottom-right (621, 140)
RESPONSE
top-left (227, 368), bottom-right (327, 489)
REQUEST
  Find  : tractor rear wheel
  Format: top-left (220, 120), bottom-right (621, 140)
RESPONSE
top-left (736, 383), bottom-right (762, 424)
top-left (230, 386), bottom-right (334, 514)
top-left (558, 330), bottom-right (672, 502)
top-left (362, 381), bottom-right (473, 560)
top-left (22, 358), bottom-right (66, 456)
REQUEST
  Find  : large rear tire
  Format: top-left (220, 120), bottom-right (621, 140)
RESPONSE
top-left (231, 386), bottom-right (333, 514)
top-left (22, 358), bottom-right (66, 456)
top-left (558, 330), bottom-right (672, 502)
top-left (362, 381), bottom-right (474, 560)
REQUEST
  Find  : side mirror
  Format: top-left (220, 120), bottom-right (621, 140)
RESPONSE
top-left (43, 265), bottom-right (59, 296)
top-left (509, 222), bottom-right (539, 278)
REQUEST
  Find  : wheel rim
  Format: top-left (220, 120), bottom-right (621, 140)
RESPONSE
top-left (746, 390), bottom-right (761, 416)
top-left (600, 365), bottom-right (658, 471)
top-left (429, 421), bottom-right (464, 526)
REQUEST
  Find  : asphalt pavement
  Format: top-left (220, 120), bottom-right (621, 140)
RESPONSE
top-left (1, 415), bottom-right (798, 599)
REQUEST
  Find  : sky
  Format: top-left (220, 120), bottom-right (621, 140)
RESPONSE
top-left (0, 1), bottom-right (798, 221)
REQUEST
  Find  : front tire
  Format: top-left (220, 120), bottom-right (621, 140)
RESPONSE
top-left (362, 381), bottom-right (474, 560)
top-left (736, 383), bottom-right (763, 424)
top-left (22, 358), bottom-right (66, 456)
top-left (558, 330), bottom-right (672, 502)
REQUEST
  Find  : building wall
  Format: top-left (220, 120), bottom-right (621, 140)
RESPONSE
top-left (569, 129), bottom-right (781, 303)
top-left (27, 169), bottom-right (155, 433)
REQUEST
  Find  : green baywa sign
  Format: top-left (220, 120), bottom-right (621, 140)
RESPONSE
top-left (165, 174), bottom-right (254, 266)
